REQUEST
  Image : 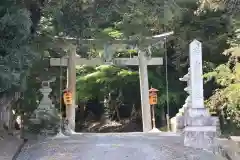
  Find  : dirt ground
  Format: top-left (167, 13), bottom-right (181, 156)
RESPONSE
top-left (76, 118), bottom-right (143, 133)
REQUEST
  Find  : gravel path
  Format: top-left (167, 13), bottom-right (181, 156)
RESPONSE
top-left (17, 132), bottom-right (226, 160)
top-left (0, 131), bottom-right (24, 160)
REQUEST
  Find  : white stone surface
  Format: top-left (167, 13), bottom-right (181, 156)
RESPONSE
top-left (32, 81), bottom-right (57, 122)
top-left (149, 128), bottom-right (161, 133)
top-left (189, 39), bottom-right (205, 110)
top-left (36, 82), bottom-right (53, 113)
top-left (171, 116), bottom-right (185, 133)
top-left (184, 39), bottom-right (218, 151)
top-left (184, 127), bottom-right (217, 150)
top-left (179, 72), bottom-right (190, 82)
top-left (50, 57), bottom-right (103, 66)
top-left (50, 57), bottom-right (163, 66)
top-left (171, 72), bottom-right (192, 132)
top-left (114, 57), bottom-right (163, 66)
top-left (230, 136), bottom-right (240, 142)
top-left (184, 86), bottom-right (191, 93)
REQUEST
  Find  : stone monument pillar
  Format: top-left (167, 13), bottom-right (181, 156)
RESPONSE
top-left (184, 39), bottom-right (218, 151)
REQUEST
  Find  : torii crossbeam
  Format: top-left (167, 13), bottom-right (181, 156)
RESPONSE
top-left (50, 31), bottom-right (173, 132)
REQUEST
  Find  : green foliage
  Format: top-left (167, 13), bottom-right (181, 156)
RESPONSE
top-left (171, 2), bottom-right (230, 69)
top-left (204, 64), bottom-right (234, 86)
top-left (52, 0), bottom-right (180, 39)
top-left (2, 0), bottom-right (239, 131)
top-left (203, 6), bottom-right (240, 134)
top-left (223, 17), bottom-right (240, 57)
top-left (16, 72), bottom-right (42, 116)
top-left (76, 65), bottom-right (139, 101)
top-left (205, 62), bottom-right (240, 134)
top-left (199, 0), bottom-right (240, 14)
top-left (102, 28), bottom-right (123, 39)
top-left (0, 0), bottom-right (39, 92)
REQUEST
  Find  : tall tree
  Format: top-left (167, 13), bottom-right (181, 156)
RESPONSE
top-left (0, 0), bottom-right (39, 93)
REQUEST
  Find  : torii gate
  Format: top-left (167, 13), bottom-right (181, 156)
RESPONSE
top-left (50, 32), bottom-right (173, 132)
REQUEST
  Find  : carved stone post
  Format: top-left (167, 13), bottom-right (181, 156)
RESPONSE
top-left (184, 39), bottom-right (218, 151)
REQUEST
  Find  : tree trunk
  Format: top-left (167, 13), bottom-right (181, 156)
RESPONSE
top-left (78, 101), bottom-right (85, 123)
top-left (115, 103), bottom-right (121, 121)
top-left (161, 107), bottom-right (166, 126)
top-left (101, 92), bottom-right (111, 123)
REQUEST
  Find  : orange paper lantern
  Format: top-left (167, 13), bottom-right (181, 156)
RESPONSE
top-left (149, 88), bottom-right (159, 105)
top-left (63, 91), bottom-right (72, 105)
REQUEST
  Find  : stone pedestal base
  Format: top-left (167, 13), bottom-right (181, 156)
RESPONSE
top-left (184, 126), bottom-right (217, 150)
top-left (184, 116), bottom-right (219, 151)
top-left (187, 108), bottom-right (210, 117)
top-left (186, 116), bottom-right (218, 126)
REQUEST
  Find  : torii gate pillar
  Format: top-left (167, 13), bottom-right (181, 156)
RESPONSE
top-left (66, 44), bottom-right (77, 131)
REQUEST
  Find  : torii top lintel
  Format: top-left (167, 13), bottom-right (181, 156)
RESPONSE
top-left (53, 31), bottom-right (174, 46)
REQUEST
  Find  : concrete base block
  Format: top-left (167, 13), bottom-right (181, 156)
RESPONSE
top-left (186, 116), bottom-right (218, 126)
top-left (184, 126), bottom-right (217, 151)
top-left (187, 108), bottom-right (210, 117)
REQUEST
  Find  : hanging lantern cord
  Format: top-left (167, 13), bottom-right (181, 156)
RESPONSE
top-left (164, 38), bottom-right (170, 132)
